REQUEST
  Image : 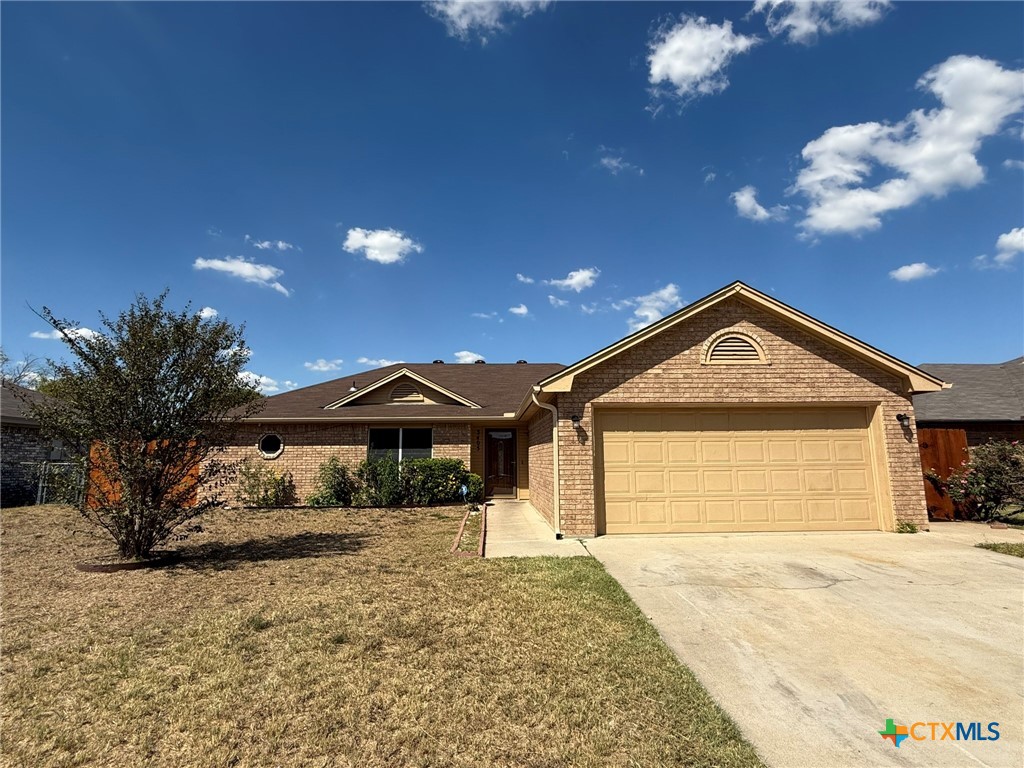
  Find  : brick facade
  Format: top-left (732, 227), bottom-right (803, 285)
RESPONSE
top-left (1, 425), bottom-right (51, 506)
top-left (527, 411), bottom-right (554, 526)
top-left (548, 297), bottom-right (928, 537)
top-left (218, 422), bottom-right (471, 503)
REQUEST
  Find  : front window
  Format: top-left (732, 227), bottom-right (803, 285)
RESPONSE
top-left (368, 428), bottom-right (432, 461)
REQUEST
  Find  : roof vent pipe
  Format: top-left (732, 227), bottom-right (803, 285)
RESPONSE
top-left (432, 359), bottom-right (445, 364)
top-left (474, 359), bottom-right (486, 364)
top-left (516, 359), bottom-right (527, 364)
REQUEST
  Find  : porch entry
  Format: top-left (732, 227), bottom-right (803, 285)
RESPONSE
top-left (485, 429), bottom-right (517, 497)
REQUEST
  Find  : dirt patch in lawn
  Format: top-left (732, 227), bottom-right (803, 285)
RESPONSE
top-left (1, 504), bottom-right (762, 768)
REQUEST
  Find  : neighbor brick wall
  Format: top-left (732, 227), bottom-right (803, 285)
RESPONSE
top-left (527, 410), bottom-right (554, 527)
top-left (552, 296), bottom-right (928, 536)
top-left (1, 425), bottom-right (51, 506)
top-left (217, 422), bottom-right (471, 504)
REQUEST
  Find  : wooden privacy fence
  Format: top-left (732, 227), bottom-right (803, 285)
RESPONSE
top-left (917, 427), bottom-right (969, 521)
top-left (86, 441), bottom-right (200, 510)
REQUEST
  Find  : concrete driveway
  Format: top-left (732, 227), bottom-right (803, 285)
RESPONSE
top-left (586, 524), bottom-right (1024, 768)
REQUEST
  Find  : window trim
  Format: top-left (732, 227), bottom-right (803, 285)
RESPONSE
top-left (257, 432), bottom-right (284, 459)
top-left (367, 427), bottom-right (433, 462)
top-left (701, 328), bottom-right (770, 366)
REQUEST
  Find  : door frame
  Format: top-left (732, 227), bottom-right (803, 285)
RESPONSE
top-left (484, 428), bottom-right (518, 498)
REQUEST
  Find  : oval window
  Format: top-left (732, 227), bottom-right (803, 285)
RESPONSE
top-left (258, 433), bottom-right (283, 459)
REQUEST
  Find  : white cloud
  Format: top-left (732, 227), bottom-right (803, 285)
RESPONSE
top-left (304, 358), bottom-right (343, 372)
top-left (193, 256), bottom-right (291, 296)
top-left (508, 303), bottom-right (529, 316)
top-left (731, 185), bottom-right (789, 222)
top-left (453, 350), bottom-right (485, 364)
top-left (648, 15), bottom-right (759, 105)
top-left (753, 0), bottom-right (892, 45)
top-left (425, 0), bottom-right (550, 43)
top-left (515, 273), bottom-right (534, 284)
top-left (793, 56), bottom-right (1024, 236)
top-left (888, 262), bottom-right (940, 282)
top-left (546, 267), bottom-right (600, 293)
top-left (472, 311), bottom-right (499, 319)
top-left (996, 226), bottom-right (1024, 266)
top-left (343, 227), bottom-right (423, 265)
top-left (704, 171), bottom-right (717, 184)
top-left (580, 302), bottom-right (599, 315)
top-left (598, 155), bottom-right (644, 176)
top-left (198, 306), bottom-right (218, 319)
top-left (240, 371), bottom-right (280, 394)
top-left (1003, 159), bottom-right (1024, 171)
top-left (29, 327), bottom-right (98, 341)
top-left (627, 284), bottom-right (684, 332)
top-left (357, 356), bottom-right (404, 367)
top-left (245, 234), bottom-right (298, 252)
top-left (548, 294), bottom-right (568, 307)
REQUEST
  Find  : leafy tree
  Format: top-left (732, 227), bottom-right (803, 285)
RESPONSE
top-left (0, 347), bottom-right (47, 388)
top-left (25, 292), bottom-right (264, 559)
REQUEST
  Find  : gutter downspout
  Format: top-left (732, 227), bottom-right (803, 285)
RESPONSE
top-left (531, 387), bottom-right (561, 539)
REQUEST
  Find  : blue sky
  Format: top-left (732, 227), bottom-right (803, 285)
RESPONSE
top-left (3, 1), bottom-right (1022, 393)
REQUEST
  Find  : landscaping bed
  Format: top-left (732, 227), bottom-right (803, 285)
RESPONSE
top-left (1, 503), bottom-right (762, 768)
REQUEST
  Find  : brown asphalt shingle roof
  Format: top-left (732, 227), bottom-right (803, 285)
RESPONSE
top-left (913, 357), bottom-right (1024, 422)
top-left (0, 383), bottom-right (48, 427)
top-left (248, 363), bottom-right (566, 421)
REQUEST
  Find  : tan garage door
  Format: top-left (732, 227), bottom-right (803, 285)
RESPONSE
top-left (597, 407), bottom-right (882, 534)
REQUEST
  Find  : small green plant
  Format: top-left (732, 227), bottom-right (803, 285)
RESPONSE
top-left (942, 440), bottom-right (1024, 520)
top-left (464, 475), bottom-right (483, 505)
top-left (895, 519), bottom-right (919, 534)
top-left (306, 457), bottom-right (359, 507)
top-left (235, 459), bottom-right (297, 508)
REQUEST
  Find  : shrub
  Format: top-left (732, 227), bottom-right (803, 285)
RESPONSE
top-left (464, 473), bottom-right (484, 504)
top-left (306, 457), bottom-right (360, 507)
top-left (235, 459), bottom-right (297, 508)
top-left (354, 457), bottom-right (403, 507)
top-left (895, 519), bottom-right (919, 534)
top-left (401, 458), bottom-right (467, 505)
top-left (943, 440), bottom-right (1024, 520)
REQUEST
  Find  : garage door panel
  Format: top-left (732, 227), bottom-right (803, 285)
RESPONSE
top-left (635, 471), bottom-right (665, 494)
top-left (598, 407), bottom-right (881, 534)
top-left (737, 470), bottom-right (768, 492)
top-left (634, 442), bottom-right (664, 463)
top-left (670, 501), bottom-right (701, 523)
top-left (669, 471), bottom-right (699, 493)
top-left (704, 470), bottom-right (734, 492)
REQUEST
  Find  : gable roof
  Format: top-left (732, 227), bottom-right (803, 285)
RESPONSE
top-left (249, 362), bottom-right (565, 422)
top-left (323, 367), bottom-right (483, 409)
top-left (0, 382), bottom-right (48, 427)
top-left (913, 357), bottom-right (1023, 422)
top-left (535, 281), bottom-right (946, 395)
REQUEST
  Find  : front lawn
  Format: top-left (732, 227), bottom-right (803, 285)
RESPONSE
top-left (1, 504), bottom-right (762, 768)
top-left (976, 541), bottom-right (1024, 558)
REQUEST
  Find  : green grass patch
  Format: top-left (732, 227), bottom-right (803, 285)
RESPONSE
top-left (976, 542), bottom-right (1024, 558)
top-left (1, 504), bottom-right (762, 768)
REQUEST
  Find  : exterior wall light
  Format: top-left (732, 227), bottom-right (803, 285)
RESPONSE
top-left (895, 413), bottom-right (910, 426)
top-left (570, 414), bottom-right (581, 428)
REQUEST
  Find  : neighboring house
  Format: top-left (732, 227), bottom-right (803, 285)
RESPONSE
top-left (0, 383), bottom-right (57, 506)
top-left (913, 357), bottom-right (1024, 447)
top-left (227, 282), bottom-right (945, 536)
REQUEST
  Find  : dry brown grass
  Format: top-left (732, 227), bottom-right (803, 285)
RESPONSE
top-left (1, 504), bottom-right (762, 768)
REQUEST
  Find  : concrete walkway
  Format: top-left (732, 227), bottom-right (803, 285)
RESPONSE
top-left (484, 500), bottom-right (587, 558)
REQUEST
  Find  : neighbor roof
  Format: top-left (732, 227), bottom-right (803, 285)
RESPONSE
top-left (913, 357), bottom-right (1024, 422)
top-left (249, 363), bottom-right (565, 422)
top-left (535, 281), bottom-right (946, 396)
top-left (0, 383), bottom-right (47, 427)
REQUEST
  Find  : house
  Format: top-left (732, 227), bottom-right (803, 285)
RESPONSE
top-left (225, 282), bottom-right (945, 536)
top-left (913, 357), bottom-right (1024, 447)
top-left (0, 383), bottom-right (58, 506)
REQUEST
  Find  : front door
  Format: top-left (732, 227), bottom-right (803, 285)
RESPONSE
top-left (485, 430), bottom-right (517, 497)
